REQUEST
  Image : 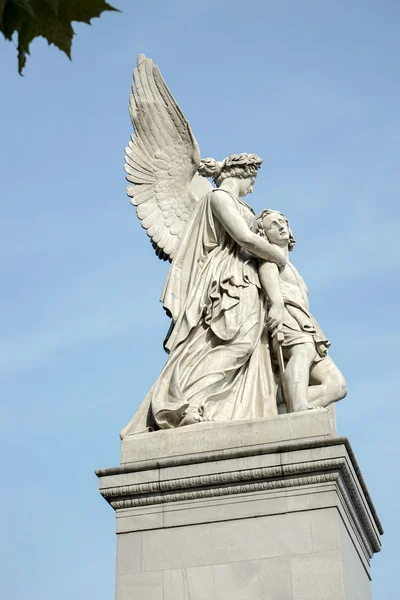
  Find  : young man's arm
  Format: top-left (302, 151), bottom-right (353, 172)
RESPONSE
top-left (259, 261), bottom-right (285, 336)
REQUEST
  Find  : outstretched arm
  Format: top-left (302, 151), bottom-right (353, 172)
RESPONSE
top-left (210, 191), bottom-right (286, 268)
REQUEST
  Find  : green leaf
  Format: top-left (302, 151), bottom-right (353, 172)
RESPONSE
top-left (0, 0), bottom-right (35, 27)
top-left (43, 0), bottom-right (59, 15)
top-left (1, 1), bottom-right (28, 40)
top-left (18, 42), bottom-right (27, 73)
top-left (1, 0), bottom-right (119, 74)
top-left (12, 0), bottom-right (35, 17)
top-left (17, 2), bottom-right (74, 65)
top-left (64, 0), bottom-right (119, 25)
top-left (0, 0), bottom-right (7, 24)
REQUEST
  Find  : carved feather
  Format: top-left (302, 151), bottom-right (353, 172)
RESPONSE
top-left (125, 55), bottom-right (211, 260)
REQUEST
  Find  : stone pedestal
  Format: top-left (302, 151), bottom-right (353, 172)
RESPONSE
top-left (97, 410), bottom-right (382, 600)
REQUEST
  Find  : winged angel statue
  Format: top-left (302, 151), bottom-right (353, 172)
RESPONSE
top-left (121, 55), bottom-right (346, 437)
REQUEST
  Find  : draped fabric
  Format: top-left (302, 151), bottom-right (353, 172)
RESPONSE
top-left (121, 191), bottom-right (278, 437)
top-left (278, 264), bottom-right (330, 357)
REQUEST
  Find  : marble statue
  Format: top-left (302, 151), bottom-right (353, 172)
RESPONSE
top-left (120, 55), bottom-right (346, 437)
top-left (257, 209), bottom-right (347, 413)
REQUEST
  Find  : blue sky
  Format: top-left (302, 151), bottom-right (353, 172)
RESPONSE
top-left (1, 1), bottom-right (399, 598)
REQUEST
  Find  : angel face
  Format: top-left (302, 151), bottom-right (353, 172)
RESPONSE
top-left (238, 176), bottom-right (256, 198)
top-left (262, 211), bottom-right (290, 247)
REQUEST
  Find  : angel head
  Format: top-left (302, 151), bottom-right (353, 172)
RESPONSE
top-left (198, 153), bottom-right (263, 198)
top-left (257, 209), bottom-right (296, 251)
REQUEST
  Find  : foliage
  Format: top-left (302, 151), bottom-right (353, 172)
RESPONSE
top-left (0, 0), bottom-right (118, 74)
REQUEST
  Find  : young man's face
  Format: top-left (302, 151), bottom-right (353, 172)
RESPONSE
top-left (262, 212), bottom-right (290, 246)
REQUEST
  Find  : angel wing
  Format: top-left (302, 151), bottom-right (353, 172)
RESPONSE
top-left (125, 54), bottom-right (211, 261)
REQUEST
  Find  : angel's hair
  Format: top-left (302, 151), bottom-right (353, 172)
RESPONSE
top-left (257, 208), bottom-right (296, 252)
top-left (198, 153), bottom-right (263, 186)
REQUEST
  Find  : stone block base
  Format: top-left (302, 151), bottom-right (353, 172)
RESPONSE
top-left (97, 410), bottom-right (382, 599)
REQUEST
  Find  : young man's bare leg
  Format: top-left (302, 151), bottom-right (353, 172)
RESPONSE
top-left (308, 356), bottom-right (347, 408)
top-left (283, 343), bottom-right (316, 412)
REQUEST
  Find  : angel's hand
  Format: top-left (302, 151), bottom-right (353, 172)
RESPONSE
top-left (265, 242), bottom-right (286, 272)
top-left (267, 303), bottom-right (285, 337)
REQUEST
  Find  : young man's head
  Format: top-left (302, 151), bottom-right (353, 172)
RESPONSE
top-left (257, 209), bottom-right (296, 250)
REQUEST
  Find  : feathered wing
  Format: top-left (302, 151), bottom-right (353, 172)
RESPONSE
top-left (125, 54), bottom-right (210, 261)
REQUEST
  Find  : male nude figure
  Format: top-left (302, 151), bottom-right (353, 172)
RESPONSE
top-left (257, 209), bottom-right (347, 412)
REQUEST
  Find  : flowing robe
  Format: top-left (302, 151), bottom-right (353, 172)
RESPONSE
top-left (121, 191), bottom-right (278, 436)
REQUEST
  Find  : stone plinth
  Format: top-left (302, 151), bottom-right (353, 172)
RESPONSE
top-left (97, 410), bottom-right (383, 600)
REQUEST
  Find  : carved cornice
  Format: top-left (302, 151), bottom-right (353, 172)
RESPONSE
top-left (337, 474), bottom-right (373, 558)
top-left (99, 453), bottom-right (381, 556)
top-left (108, 472), bottom-right (339, 508)
top-left (96, 436), bottom-right (383, 537)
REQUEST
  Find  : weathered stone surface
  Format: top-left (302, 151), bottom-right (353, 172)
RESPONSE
top-left (141, 512), bottom-right (312, 572)
top-left (163, 557), bottom-right (293, 600)
top-left (339, 518), bottom-right (373, 600)
top-left (120, 407), bottom-right (336, 464)
top-left (97, 414), bottom-right (382, 599)
top-left (116, 571), bottom-right (163, 600)
top-left (291, 550), bottom-right (344, 600)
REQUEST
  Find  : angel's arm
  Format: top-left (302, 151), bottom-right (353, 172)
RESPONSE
top-left (210, 191), bottom-right (286, 268)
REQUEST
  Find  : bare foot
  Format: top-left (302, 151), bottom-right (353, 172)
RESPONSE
top-left (179, 413), bottom-right (204, 426)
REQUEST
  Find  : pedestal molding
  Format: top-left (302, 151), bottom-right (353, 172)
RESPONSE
top-left (106, 472), bottom-right (339, 509)
top-left (100, 458), bottom-right (344, 502)
top-left (99, 452), bottom-right (381, 554)
top-left (96, 435), bottom-right (382, 536)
